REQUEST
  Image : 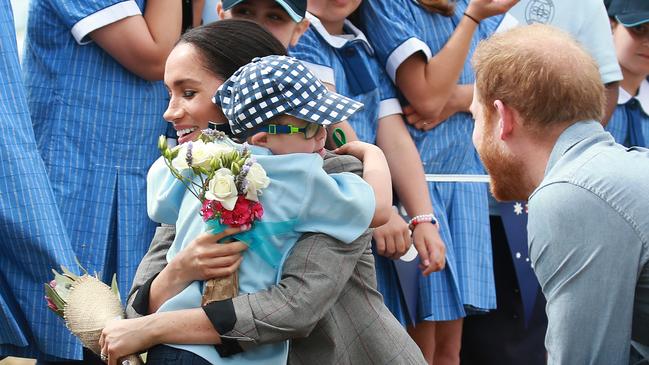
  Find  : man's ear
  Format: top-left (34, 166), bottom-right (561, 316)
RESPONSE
top-left (289, 19), bottom-right (310, 47)
top-left (216, 2), bottom-right (226, 20)
top-left (249, 132), bottom-right (269, 147)
top-left (494, 100), bottom-right (515, 140)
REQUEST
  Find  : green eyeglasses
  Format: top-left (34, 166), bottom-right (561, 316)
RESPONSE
top-left (259, 123), bottom-right (323, 139)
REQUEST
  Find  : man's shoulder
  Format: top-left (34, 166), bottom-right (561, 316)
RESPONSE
top-left (323, 152), bottom-right (363, 176)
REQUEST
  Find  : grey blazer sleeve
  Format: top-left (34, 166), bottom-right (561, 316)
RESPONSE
top-left (125, 224), bottom-right (176, 318)
top-left (226, 230), bottom-right (372, 349)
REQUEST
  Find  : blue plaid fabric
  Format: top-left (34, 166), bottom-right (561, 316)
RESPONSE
top-left (214, 55), bottom-right (363, 137)
top-left (20, 0), bottom-right (169, 359)
top-left (360, 0), bottom-right (497, 321)
top-left (606, 83), bottom-right (649, 148)
top-left (0, 1), bottom-right (81, 360)
top-left (289, 15), bottom-right (402, 145)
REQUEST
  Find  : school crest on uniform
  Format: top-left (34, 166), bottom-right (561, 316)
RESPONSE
top-left (525, 0), bottom-right (554, 24)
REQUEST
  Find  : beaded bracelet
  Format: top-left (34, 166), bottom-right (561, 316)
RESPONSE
top-left (408, 214), bottom-right (438, 231)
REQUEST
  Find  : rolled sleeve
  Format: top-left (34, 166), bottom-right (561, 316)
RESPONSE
top-left (70, 1), bottom-right (141, 44)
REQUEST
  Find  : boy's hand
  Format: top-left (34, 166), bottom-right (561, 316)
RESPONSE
top-left (333, 140), bottom-right (380, 161)
top-left (373, 209), bottom-right (411, 259)
top-left (412, 222), bottom-right (446, 275)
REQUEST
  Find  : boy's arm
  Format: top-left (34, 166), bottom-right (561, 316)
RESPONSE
top-left (334, 141), bottom-right (392, 227)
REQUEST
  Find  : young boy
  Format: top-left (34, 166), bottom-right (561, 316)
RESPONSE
top-left (146, 54), bottom-right (391, 364)
top-left (606, 0), bottom-right (649, 148)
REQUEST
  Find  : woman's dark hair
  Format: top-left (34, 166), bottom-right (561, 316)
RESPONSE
top-left (179, 19), bottom-right (287, 81)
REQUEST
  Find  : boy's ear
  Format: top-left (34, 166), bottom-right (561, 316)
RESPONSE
top-left (249, 132), bottom-right (270, 147)
top-left (289, 19), bottom-right (310, 47)
top-left (216, 2), bottom-right (226, 20)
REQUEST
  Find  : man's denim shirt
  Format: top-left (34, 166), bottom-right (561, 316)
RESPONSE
top-left (528, 121), bottom-right (649, 365)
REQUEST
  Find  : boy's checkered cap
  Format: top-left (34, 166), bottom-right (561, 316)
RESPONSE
top-left (213, 55), bottom-right (364, 137)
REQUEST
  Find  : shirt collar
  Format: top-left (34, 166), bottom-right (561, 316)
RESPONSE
top-left (618, 78), bottom-right (649, 114)
top-left (544, 120), bottom-right (604, 176)
top-left (305, 13), bottom-right (374, 55)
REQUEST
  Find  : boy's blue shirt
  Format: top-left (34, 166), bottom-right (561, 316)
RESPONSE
top-left (147, 143), bottom-right (375, 364)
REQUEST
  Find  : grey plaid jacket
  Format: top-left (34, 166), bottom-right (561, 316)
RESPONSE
top-left (127, 153), bottom-right (425, 364)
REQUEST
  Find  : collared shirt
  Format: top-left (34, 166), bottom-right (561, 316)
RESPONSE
top-left (289, 14), bottom-right (402, 145)
top-left (606, 79), bottom-right (649, 147)
top-left (528, 121), bottom-right (649, 364)
top-left (508, 0), bottom-right (622, 84)
top-left (146, 146), bottom-right (375, 364)
top-left (22, 0), bottom-right (168, 322)
top-left (0, 0), bottom-right (80, 360)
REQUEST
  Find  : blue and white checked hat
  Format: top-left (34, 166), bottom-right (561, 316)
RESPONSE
top-left (213, 55), bottom-right (364, 137)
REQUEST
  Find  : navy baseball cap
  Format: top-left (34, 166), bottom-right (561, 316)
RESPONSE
top-left (221, 0), bottom-right (307, 22)
top-left (214, 55), bottom-right (363, 137)
top-left (607, 0), bottom-right (649, 27)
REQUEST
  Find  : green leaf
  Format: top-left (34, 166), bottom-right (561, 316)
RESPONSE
top-left (60, 265), bottom-right (80, 281)
top-left (44, 283), bottom-right (66, 316)
top-left (74, 256), bottom-right (89, 275)
top-left (111, 274), bottom-right (121, 303)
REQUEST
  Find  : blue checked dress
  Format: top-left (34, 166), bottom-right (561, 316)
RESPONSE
top-left (360, 0), bottom-right (497, 322)
top-left (606, 81), bottom-right (649, 148)
top-left (22, 0), bottom-right (167, 327)
top-left (0, 1), bottom-right (81, 361)
top-left (289, 14), bottom-right (403, 145)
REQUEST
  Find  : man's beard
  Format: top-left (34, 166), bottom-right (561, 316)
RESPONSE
top-left (477, 131), bottom-right (532, 201)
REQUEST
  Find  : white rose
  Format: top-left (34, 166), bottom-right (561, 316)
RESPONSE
top-left (171, 144), bottom-right (190, 170)
top-left (206, 168), bottom-right (239, 210)
top-left (189, 140), bottom-right (213, 170)
top-left (245, 162), bottom-right (270, 201)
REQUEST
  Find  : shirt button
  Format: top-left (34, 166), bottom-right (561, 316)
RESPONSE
top-left (513, 313), bottom-right (519, 319)
top-left (514, 288), bottom-right (520, 294)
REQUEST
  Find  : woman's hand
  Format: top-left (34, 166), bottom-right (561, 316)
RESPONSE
top-left (99, 316), bottom-right (154, 365)
top-left (148, 225), bottom-right (249, 313)
top-left (411, 222), bottom-right (446, 275)
top-left (169, 225), bottom-right (250, 283)
top-left (373, 209), bottom-right (412, 259)
top-left (466, 0), bottom-right (520, 21)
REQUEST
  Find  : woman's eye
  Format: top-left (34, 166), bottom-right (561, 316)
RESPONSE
top-left (183, 90), bottom-right (196, 97)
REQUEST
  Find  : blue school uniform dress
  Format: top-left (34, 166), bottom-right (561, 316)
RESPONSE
top-left (606, 80), bottom-right (649, 148)
top-left (22, 1), bottom-right (167, 304)
top-left (0, 1), bottom-right (80, 361)
top-left (289, 14), bottom-right (402, 145)
top-left (360, 0), bottom-right (497, 322)
top-left (147, 145), bottom-right (375, 364)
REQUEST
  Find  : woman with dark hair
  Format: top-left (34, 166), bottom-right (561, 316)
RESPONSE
top-left (98, 19), bottom-right (424, 365)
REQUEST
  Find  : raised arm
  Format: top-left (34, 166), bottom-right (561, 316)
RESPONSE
top-left (396, 0), bottom-right (517, 119)
top-left (334, 141), bottom-right (392, 227)
top-left (89, 0), bottom-right (183, 80)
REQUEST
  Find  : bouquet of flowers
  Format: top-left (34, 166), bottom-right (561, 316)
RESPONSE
top-left (158, 130), bottom-right (269, 304)
top-left (44, 266), bottom-right (142, 364)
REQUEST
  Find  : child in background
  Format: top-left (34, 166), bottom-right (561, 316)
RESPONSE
top-left (289, 1), bottom-right (446, 292)
top-left (146, 54), bottom-right (391, 364)
top-left (360, 0), bottom-right (516, 363)
top-left (606, 0), bottom-right (649, 148)
top-left (216, 0), bottom-right (360, 144)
